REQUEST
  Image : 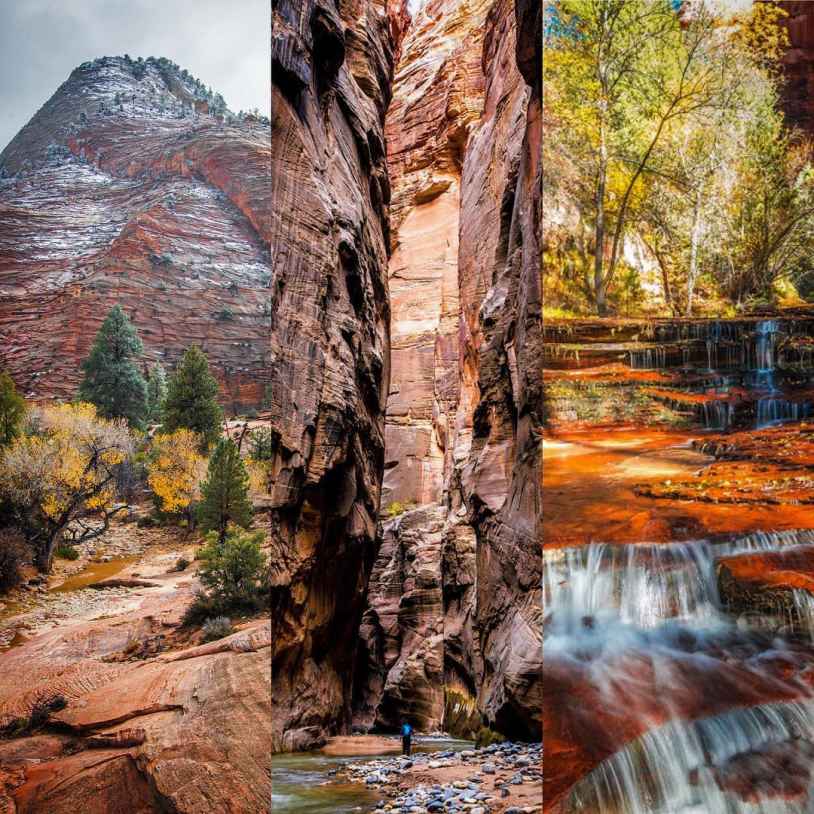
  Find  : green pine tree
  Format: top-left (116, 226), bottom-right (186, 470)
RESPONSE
top-left (0, 371), bottom-right (25, 448)
top-left (78, 305), bottom-right (147, 427)
top-left (163, 345), bottom-right (223, 450)
top-left (197, 438), bottom-right (253, 543)
top-left (145, 363), bottom-right (168, 423)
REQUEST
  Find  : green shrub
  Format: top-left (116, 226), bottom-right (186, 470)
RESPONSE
top-left (475, 726), bottom-right (507, 749)
top-left (384, 501), bottom-right (416, 518)
top-left (182, 529), bottom-right (267, 627)
top-left (250, 427), bottom-right (275, 461)
top-left (0, 371), bottom-right (25, 449)
top-left (54, 544), bottom-right (79, 561)
top-left (202, 616), bottom-right (233, 642)
top-left (174, 556), bottom-right (190, 572)
top-left (198, 528), bottom-right (266, 606)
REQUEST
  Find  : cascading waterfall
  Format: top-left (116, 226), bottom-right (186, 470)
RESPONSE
top-left (628, 345), bottom-right (668, 370)
top-left (565, 700), bottom-right (814, 814)
top-left (544, 542), bottom-right (723, 631)
top-left (624, 318), bottom-right (814, 430)
top-left (755, 398), bottom-right (812, 428)
top-left (700, 400), bottom-right (734, 431)
top-left (753, 320), bottom-right (779, 372)
top-left (546, 531), bottom-right (814, 812)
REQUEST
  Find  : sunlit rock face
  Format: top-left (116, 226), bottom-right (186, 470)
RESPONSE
top-left (382, 0), bottom-right (492, 509)
top-left (270, 0), bottom-right (406, 752)
top-left (0, 583), bottom-right (271, 814)
top-left (0, 56), bottom-right (271, 411)
top-left (457, 0), bottom-right (542, 738)
top-left (356, 0), bottom-right (541, 739)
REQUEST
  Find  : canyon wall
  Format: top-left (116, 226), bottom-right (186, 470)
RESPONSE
top-left (269, 0), bottom-right (406, 751)
top-left (781, 2), bottom-right (814, 134)
top-left (460, 0), bottom-right (541, 738)
top-left (0, 57), bottom-right (271, 411)
top-left (382, 0), bottom-right (491, 510)
top-left (355, 0), bottom-right (542, 738)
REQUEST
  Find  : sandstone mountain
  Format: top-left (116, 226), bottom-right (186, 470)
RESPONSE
top-left (0, 55), bottom-right (271, 411)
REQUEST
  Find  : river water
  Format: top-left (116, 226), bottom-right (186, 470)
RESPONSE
top-left (272, 738), bottom-right (473, 814)
top-left (545, 318), bottom-right (814, 812)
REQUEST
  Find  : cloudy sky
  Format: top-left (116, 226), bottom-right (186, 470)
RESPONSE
top-left (0, 0), bottom-right (269, 150)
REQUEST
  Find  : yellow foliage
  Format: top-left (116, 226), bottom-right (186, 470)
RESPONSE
top-left (732, 3), bottom-right (789, 70)
top-left (245, 458), bottom-right (269, 498)
top-left (0, 402), bottom-right (131, 523)
top-left (147, 430), bottom-right (205, 514)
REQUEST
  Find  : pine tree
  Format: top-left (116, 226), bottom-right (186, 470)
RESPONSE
top-left (78, 305), bottom-right (147, 427)
top-left (0, 371), bottom-right (25, 448)
top-left (197, 438), bottom-right (252, 543)
top-left (145, 363), bottom-right (168, 423)
top-left (163, 345), bottom-right (223, 450)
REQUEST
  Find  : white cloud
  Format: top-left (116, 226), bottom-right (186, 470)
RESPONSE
top-left (0, 0), bottom-right (269, 150)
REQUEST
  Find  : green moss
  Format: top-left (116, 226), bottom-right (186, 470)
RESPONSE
top-left (475, 726), bottom-right (507, 748)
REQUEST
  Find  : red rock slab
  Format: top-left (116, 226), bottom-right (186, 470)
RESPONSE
top-left (718, 546), bottom-right (814, 595)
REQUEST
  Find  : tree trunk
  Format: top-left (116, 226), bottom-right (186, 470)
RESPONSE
top-left (35, 533), bottom-right (58, 573)
top-left (594, 117), bottom-right (608, 317)
top-left (686, 187), bottom-right (703, 317)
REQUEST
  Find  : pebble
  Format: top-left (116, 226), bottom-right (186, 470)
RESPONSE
top-left (336, 739), bottom-right (542, 813)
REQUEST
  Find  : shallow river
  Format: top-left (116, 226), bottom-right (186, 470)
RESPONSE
top-left (272, 737), bottom-right (473, 814)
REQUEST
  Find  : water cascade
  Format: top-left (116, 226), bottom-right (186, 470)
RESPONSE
top-left (545, 531), bottom-right (814, 811)
top-left (565, 700), bottom-right (814, 814)
top-left (623, 318), bottom-right (814, 429)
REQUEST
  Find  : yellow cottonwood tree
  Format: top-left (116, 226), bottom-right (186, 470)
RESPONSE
top-left (0, 403), bottom-right (133, 571)
top-left (147, 429), bottom-right (205, 521)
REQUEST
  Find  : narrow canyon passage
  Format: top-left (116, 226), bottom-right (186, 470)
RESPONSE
top-left (543, 318), bottom-right (814, 812)
top-left (271, 0), bottom-right (541, 758)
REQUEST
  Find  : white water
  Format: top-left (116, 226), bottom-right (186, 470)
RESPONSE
top-left (546, 532), bottom-right (814, 812)
top-left (566, 700), bottom-right (814, 813)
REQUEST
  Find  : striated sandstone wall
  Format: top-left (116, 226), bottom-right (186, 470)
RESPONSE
top-left (356, 0), bottom-right (541, 739)
top-left (459, 0), bottom-right (542, 738)
top-left (382, 0), bottom-right (492, 510)
top-left (269, 0), bottom-right (406, 752)
top-left (0, 57), bottom-right (271, 412)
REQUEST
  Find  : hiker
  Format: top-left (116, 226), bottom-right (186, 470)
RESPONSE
top-left (401, 720), bottom-right (412, 755)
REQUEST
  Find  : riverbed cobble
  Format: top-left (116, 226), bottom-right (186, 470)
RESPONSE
top-left (338, 741), bottom-right (542, 813)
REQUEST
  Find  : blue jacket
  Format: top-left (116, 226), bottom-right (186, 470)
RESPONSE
top-left (401, 723), bottom-right (412, 737)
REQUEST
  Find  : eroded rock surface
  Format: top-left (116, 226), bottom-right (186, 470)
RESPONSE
top-left (0, 56), bottom-right (271, 411)
top-left (269, 0), bottom-right (405, 752)
top-left (457, 0), bottom-right (542, 737)
top-left (354, 505), bottom-right (446, 732)
top-left (0, 574), bottom-right (271, 813)
top-left (355, 0), bottom-right (541, 738)
top-left (382, 0), bottom-right (492, 508)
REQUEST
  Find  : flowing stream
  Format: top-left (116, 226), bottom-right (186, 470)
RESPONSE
top-left (272, 738), bottom-right (473, 814)
top-left (547, 318), bottom-right (814, 812)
